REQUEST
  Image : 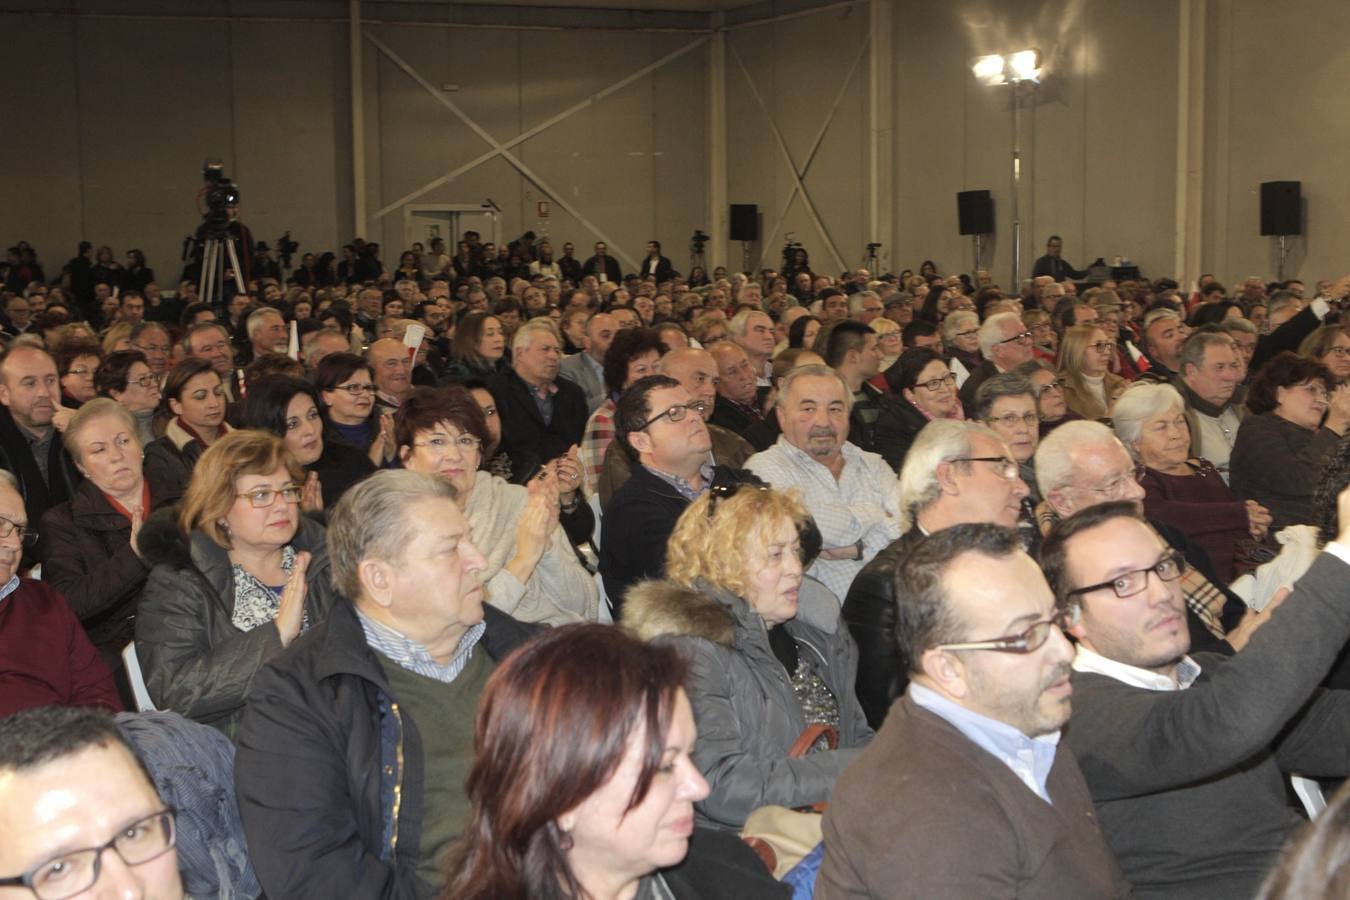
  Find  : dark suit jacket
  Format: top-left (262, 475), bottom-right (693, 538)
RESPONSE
top-left (841, 526), bottom-right (927, 728)
top-left (958, 358), bottom-right (999, 418)
top-left (639, 254), bottom-right (674, 282)
top-left (488, 370), bottom-right (589, 484)
top-left (1251, 304), bottom-right (1322, 375)
top-left (0, 406), bottom-right (82, 566)
top-left (708, 394), bottom-right (762, 436)
top-left (582, 254), bottom-right (622, 282)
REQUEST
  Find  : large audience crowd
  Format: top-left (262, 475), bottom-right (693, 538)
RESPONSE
top-left (5, 230), bottom-right (1350, 899)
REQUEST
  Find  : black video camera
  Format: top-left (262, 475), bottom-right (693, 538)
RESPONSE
top-left (201, 160), bottom-right (240, 228)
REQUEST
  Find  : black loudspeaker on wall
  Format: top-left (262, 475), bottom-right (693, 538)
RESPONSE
top-left (729, 204), bottom-right (759, 242)
top-left (957, 190), bottom-right (994, 235)
top-left (1260, 181), bottom-right (1302, 236)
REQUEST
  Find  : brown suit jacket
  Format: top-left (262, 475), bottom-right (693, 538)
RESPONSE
top-left (817, 693), bottom-right (1130, 900)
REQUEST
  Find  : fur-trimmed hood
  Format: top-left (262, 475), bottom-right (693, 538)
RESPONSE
top-left (621, 577), bottom-right (841, 647)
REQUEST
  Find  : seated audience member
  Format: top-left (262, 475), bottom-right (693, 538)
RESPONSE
top-left (1176, 329), bottom-right (1246, 481)
top-left (367, 338), bottom-right (413, 416)
top-left (397, 386), bottom-right (596, 625)
top-left (142, 358), bottom-right (232, 504)
top-left (820, 525), bottom-right (1129, 900)
top-left (136, 430), bottom-right (337, 736)
top-left (1015, 358), bottom-right (1077, 436)
top-left (579, 327), bottom-right (665, 493)
top-left (958, 312), bottom-right (1036, 417)
top-left (1113, 383), bottom-right (1270, 583)
top-left (313, 351), bottom-right (391, 465)
top-left (242, 375), bottom-right (375, 509)
top-left (744, 348), bottom-right (830, 452)
top-left (708, 340), bottom-right (767, 439)
top-left (94, 349), bottom-right (161, 445)
top-left (1250, 284), bottom-right (1343, 375)
top-left (1057, 324), bottom-right (1127, 421)
top-left (976, 372), bottom-right (1044, 501)
top-left (870, 316), bottom-right (903, 377)
top-left (1041, 499), bottom-right (1350, 900)
top-left (787, 314), bottom-right (822, 351)
top-left (557, 311), bottom-right (614, 413)
top-left (1023, 307), bottom-right (1058, 360)
top-left (598, 346), bottom-right (755, 505)
top-left (1137, 308), bottom-right (1189, 383)
top-left (747, 364), bottom-right (902, 600)
top-left (130, 321), bottom-right (172, 380)
top-left (844, 420), bottom-right (1030, 728)
top-left (600, 376), bottom-right (759, 612)
top-left (0, 344), bottom-right (82, 566)
top-left (941, 310), bottom-right (982, 383)
top-left (728, 308), bottom-right (777, 390)
top-left (1231, 351), bottom-right (1350, 529)
top-left (489, 319), bottom-right (588, 483)
top-left (0, 706), bottom-right (183, 899)
top-left (0, 471), bottom-right (121, 715)
top-left (880, 348), bottom-right (962, 469)
top-left (41, 400), bottom-right (176, 674)
top-left (235, 470), bottom-right (540, 899)
top-left (816, 319), bottom-right (911, 467)
top-left (183, 321), bottom-right (239, 402)
top-left (623, 485), bottom-right (873, 830)
top-left (1254, 781), bottom-right (1350, 900)
top-left (54, 336), bottom-right (102, 409)
top-left (445, 625), bottom-right (786, 900)
top-left (1036, 419), bottom-right (1254, 655)
top-left (1298, 323), bottom-right (1350, 385)
top-left (440, 311), bottom-right (510, 383)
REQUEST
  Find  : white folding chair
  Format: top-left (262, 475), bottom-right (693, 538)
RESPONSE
top-left (121, 643), bottom-right (157, 712)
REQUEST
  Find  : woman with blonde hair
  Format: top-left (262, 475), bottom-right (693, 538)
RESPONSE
top-left (135, 429), bottom-right (338, 735)
top-left (1057, 323), bottom-right (1128, 421)
top-left (622, 483), bottom-right (872, 830)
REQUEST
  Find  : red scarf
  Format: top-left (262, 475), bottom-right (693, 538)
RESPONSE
top-left (102, 480), bottom-right (152, 525)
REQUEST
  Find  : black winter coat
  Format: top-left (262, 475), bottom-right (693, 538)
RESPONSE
top-left (134, 508), bottom-right (339, 736)
top-left (234, 599), bottom-right (540, 900)
top-left (487, 370), bottom-right (588, 483)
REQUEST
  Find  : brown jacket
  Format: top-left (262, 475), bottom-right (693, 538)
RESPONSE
top-left (1061, 370), bottom-right (1128, 421)
top-left (817, 694), bottom-right (1131, 900)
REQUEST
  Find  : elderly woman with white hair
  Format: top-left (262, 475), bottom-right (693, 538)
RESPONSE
top-left (1112, 382), bottom-right (1271, 583)
top-left (941, 309), bottom-right (982, 385)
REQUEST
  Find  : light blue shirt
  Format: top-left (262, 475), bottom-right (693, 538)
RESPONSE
top-left (0, 574), bottom-right (18, 607)
top-left (356, 608), bottom-right (485, 684)
top-left (909, 682), bottom-right (1061, 804)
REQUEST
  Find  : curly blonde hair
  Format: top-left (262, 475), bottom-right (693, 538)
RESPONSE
top-left (664, 486), bottom-right (809, 599)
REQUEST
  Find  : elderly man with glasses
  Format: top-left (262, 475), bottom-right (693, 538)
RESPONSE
top-left (959, 312), bottom-right (1037, 418)
top-left (820, 524), bottom-right (1129, 900)
top-left (1040, 497), bottom-right (1350, 900)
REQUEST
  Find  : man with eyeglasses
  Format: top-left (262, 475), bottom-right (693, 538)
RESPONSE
top-left (600, 375), bottom-right (761, 612)
top-left (1036, 420), bottom-right (1254, 658)
top-left (0, 470), bottom-right (120, 715)
top-left (1041, 498), bottom-right (1350, 900)
top-left (959, 312), bottom-right (1036, 418)
top-left (844, 420), bottom-right (1031, 728)
top-left (1177, 330), bottom-right (1246, 482)
top-left (820, 524), bottom-right (1129, 900)
top-left (0, 707), bottom-right (183, 900)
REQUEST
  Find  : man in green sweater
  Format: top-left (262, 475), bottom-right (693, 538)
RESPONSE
top-left (1042, 498), bottom-right (1350, 900)
top-left (235, 470), bottom-right (539, 900)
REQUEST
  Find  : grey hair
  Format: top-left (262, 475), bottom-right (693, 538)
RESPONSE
top-left (1110, 383), bottom-right (1185, 460)
top-left (0, 468), bottom-right (17, 492)
top-left (1218, 317), bottom-right (1257, 337)
top-left (774, 364), bottom-right (853, 415)
top-left (1268, 290), bottom-right (1300, 318)
top-left (1034, 419), bottom-right (1119, 496)
top-left (1179, 330), bottom-right (1237, 373)
top-left (327, 469), bottom-right (458, 601)
top-left (727, 308), bottom-right (763, 337)
top-left (977, 312), bottom-right (1022, 359)
top-left (246, 306), bottom-right (283, 339)
top-left (941, 310), bottom-right (978, 343)
top-left (973, 372), bottom-right (1036, 421)
top-left (61, 397), bottom-right (139, 462)
top-left (848, 290), bottom-right (881, 316)
top-left (899, 419), bottom-right (973, 528)
top-left (511, 318), bottom-right (560, 352)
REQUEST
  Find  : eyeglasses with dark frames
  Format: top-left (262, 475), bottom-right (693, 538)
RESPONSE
top-left (1064, 550), bottom-right (1189, 600)
top-left (997, 330), bottom-right (1034, 346)
top-left (986, 411), bottom-right (1040, 430)
top-left (933, 607), bottom-right (1080, 654)
top-left (706, 480), bottom-right (770, 518)
top-left (333, 382), bottom-right (379, 396)
top-left (951, 456), bottom-right (1020, 481)
top-left (916, 372), bottom-right (957, 393)
top-left (0, 809), bottom-right (176, 900)
top-left (0, 515), bottom-right (38, 547)
top-left (640, 399), bottom-right (709, 430)
top-left (1034, 378), bottom-right (1066, 397)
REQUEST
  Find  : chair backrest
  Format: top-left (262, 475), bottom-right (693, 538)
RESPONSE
top-left (121, 643), bottom-right (157, 712)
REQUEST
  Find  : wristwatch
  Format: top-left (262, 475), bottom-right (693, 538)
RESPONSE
top-left (853, 538), bottom-right (865, 561)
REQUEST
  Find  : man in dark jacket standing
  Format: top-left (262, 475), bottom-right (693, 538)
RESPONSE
top-left (234, 471), bottom-right (538, 900)
top-left (0, 345), bottom-right (81, 566)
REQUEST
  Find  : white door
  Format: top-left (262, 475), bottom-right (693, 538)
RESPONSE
top-left (404, 205), bottom-right (500, 253)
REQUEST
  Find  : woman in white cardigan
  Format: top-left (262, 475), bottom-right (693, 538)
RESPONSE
top-left (395, 385), bottom-right (598, 626)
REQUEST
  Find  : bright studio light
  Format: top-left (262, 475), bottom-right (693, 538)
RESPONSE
top-left (971, 49), bottom-right (1041, 85)
top-left (972, 55), bottom-right (1005, 85)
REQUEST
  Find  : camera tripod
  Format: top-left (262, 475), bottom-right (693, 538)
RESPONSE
top-left (198, 227), bottom-right (245, 312)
